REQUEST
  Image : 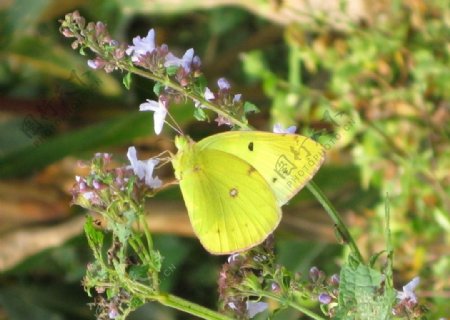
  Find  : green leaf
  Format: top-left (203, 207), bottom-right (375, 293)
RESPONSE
top-left (166, 65), bottom-right (179, 76)
top-left (129, 265), bottom-right (149, 281)
top-left (244, 101), bottom-right (260, 114)
top-left (84, 216), bottom-right (104, 250)
top-left (336, 264), bottom-right (395, 320)
top-left (153, 82), bottom-right (164, 96)
top-left (369, 250), bottom-right (386, 268)
top-left (123, 72), bottom-right (132, 89)
top-left (193, 107), bottom-right (207, 121)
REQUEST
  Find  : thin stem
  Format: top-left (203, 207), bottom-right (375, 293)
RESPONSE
top-left (121, 277), bottom-right (232, 320)
top-left (306, 180), bottom-right (364, 263)
top-left (155, 294), bottom-right (234, 320)
top-left (249, 291), bottom-right (326, 320)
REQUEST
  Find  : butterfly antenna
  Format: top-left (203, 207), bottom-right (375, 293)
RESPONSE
top-left (154, 150), bottom-right (173, 168)
top-left (166, 111), bottom-right (184, 136)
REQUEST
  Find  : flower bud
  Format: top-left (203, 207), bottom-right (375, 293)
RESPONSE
top-left (309, 266), bottom-right (320, 282)
top-left (318, 293), bottom-right (332, 305)
top-left (330, 274), bottom-right (340, 286)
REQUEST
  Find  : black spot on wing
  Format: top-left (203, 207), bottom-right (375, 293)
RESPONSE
top-left (248, 142), bottom-right (254, 151)
top-left (272, 177), bottom-right (277, 183)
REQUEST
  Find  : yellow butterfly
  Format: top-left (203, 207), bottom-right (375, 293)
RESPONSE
top-left (171, 131), bottom-right (325, 254)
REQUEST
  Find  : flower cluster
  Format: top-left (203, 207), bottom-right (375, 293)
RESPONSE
top-left (308, 266), bottom-right (340, 316)
top-left (71, 148), bottom-right (161, 211)
top-left (60, 11), bottom-right (255, 136)
top-left (218, 237), bottom-right (347, 319)
top-left (60, 11), bottom-right (127, 73)
top-left (75, 149), bottom-right (163, 320)
top-left (218, 239), bottom-right (275, 319)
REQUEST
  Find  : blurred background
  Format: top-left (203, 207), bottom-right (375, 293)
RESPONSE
top-left (0, 0), bottom-right (448, 319)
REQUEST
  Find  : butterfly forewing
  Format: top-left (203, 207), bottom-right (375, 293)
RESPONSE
top-left (197, 131), bottom-right (325, 206)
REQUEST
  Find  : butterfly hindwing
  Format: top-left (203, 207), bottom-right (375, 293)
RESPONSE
top-left (197, 131), bottom-right (325, 206)
top-left (174, 146), bottom-right (281, 254)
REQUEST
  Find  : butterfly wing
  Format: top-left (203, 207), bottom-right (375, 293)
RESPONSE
top-left (173, 143), bottom-right (281, 254)
top-left (197, 131), bottom-right (325, 206)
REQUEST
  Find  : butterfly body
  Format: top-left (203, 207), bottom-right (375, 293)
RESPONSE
top-left (172, 131), bottom-right (325, 254)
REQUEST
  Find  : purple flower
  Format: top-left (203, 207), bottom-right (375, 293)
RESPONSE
top-left (126, 29), bottom-right (156, 62)
top-left (397, 277), bottom-right (420, 305)
top-left (165, 48), bottom-right (195, 73)
top-left (273, 123), bottom-right (297, 134)
top-left (127, 147), bottom-right (162, 188)
top-left (139, 99), bottom-right (168, 135)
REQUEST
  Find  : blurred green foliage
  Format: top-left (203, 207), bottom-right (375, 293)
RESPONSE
top-left (0, 0), bottom-right (448, 319)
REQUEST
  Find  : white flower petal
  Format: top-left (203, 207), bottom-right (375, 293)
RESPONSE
top-left (87, 59), bottom-right (98, 69)
top-left (127, 147), bottom-right (145, 179)
top-left (397, 277), bottom-right (420, 304)
top-left (204, 87), bottom-right (215, 100)
top-left (139, 99), bottom-right (168, 135)
top-left (126, 29), bottom-right (156, 62)
top-left (164, 52), bottom-right (182, 67)
top-left (139, 99), bottom-right (160, 111)
top-left (227, 302), bottom-right (237, 310)
top-left (164, 48), bottom-right (194, 72)
top-left (127, 147), bottom-right (162, 188)
top-left (233, 94), bottom-right (242, 103)
top-left (246, 301), bottom-right (268, 318)
top-left (273, 123), bottom-right (297, 134)
top-left (153, 108), bottom-right (167, 135)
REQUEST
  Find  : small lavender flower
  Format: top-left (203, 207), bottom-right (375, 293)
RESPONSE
top-left (273, 123), bottom-right (297, 134)
top-left (126, 147), bottom-right (162, 188)
top-left (139, 99), bottom-right (168, 135)
top-left (164, 48), bottom-right (195, 73)
top-left (126, 29), bottom-right (156, 62)
top-left (397, 277), bottom-right (420, 305)
top-left (217, 77), bottom-right (231, 91)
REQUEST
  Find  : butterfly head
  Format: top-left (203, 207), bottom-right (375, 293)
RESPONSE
top-left (172, 135), bottom-right (196, 180)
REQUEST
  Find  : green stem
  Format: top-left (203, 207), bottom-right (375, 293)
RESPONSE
top-left (121, 278), bottom-right (231, 320)
top-left (306, 180), bottom-right (364, 263)
top-left (251, 291), bottom-right (326, 320)
top-left (155, 293), bottom-right (234, 320)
